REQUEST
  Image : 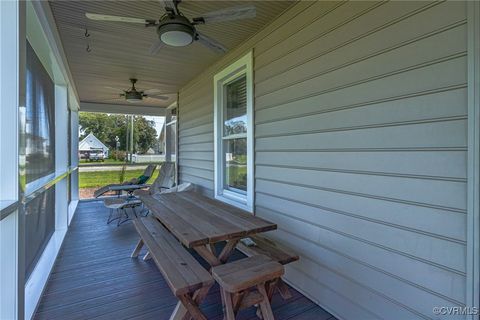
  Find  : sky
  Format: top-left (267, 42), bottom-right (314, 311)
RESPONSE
top-left (144, 116), bottom-right (165, 138)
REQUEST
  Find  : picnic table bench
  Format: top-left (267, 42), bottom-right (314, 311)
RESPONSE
top-left (238, 235), bottom-right (299, 302)
top-left (132, 216), bottom-right (214, 320)
top-left (212, 254), bottom-right (284, 320)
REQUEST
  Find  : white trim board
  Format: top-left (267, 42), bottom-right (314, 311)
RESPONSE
top-left (80, 102), bottom-right (166, 116)
top-left (24, 228), bottom-right (67, 320)
top-left (68, 200), bottom-right (78, 226)
top-left (467, 1), bottom-right (480, 318)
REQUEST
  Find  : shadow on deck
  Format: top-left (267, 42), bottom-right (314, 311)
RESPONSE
top-left (34, 200), bottom-right (335, 320)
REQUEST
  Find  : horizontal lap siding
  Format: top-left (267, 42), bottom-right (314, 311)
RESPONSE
top-left (178, 79), bottom-right (214, 196)
top-left (178, 1), bottom-right (468, 319)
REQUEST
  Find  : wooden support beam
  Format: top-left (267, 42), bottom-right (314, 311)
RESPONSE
top-left (218, 239), bottom-right (240, 264)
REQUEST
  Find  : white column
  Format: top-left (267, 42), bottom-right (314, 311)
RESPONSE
top-left (0, 1), bottom-right (25, 319)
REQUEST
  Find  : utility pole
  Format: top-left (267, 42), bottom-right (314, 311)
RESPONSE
top-left (130, 115), bottom-right (134, 163)
top-left (125, 118), bottom-right (129, 162)
top-left (115, 135), bottom-right (119, 160)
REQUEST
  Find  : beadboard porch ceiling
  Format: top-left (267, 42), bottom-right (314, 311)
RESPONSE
top-left (48, 0), bottom-right (293, 109)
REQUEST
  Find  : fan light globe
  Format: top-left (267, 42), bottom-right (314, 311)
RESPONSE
top-left (157, 15), bottom-right (195, 47)
top-left (125, 90), bottom-right (143, 103)
top-left (161, 30), bottom-right (193, 47)
top-left (126, 97), bottom-right (142, 103)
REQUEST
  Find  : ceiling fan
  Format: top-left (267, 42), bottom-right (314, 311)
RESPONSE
top-left (85, 0), bottom-right (256, 55)
top-left (102, 78), bottom-right (175, 103)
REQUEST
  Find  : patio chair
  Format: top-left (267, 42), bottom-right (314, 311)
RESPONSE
top-left (93, 163), bottom-right (157, 198)
top-left (103, 163), bottom-right (180, 226)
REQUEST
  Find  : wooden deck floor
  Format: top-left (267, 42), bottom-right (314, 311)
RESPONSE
top-left (34, 200), bottom-right (335, 320)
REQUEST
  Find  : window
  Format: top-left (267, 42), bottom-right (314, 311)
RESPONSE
top-left (214, 52), bottom-right (253, 211)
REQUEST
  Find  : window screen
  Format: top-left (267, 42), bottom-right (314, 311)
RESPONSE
top-left (25, 186), bottom-right (56, 279)
top-left (26, 41), bottom-right (55, 183)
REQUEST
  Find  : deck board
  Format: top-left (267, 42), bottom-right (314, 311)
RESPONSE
top-left (34, 200), bottom-right (334, 320)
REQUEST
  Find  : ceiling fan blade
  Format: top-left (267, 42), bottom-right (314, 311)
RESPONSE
top-left (95, 97), bottom-right (125, 102)
top-left (144, 88), bottom-right (175, 95)
top-left (196, 32), bottom-right (227, 54)
top-left (143, 88), bottom-right (162, 94)
top-left (85, 13), bottom-right (151, 24)
top-left (149, 39), bottom-right (165, 55)
top-left (159, 0), bottom-right (179, 14)
top-left (196, 5), bottom-right (256, 24)
top-left (148, 94), bottom-right (171, 100)
top-left (104, 86), bottom-right (126, 92)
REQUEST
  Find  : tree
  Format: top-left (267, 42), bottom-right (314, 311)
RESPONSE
top-left (79, 112), bottom-right (159, 155)
top-left (133, 116), bottom-right (157, 154)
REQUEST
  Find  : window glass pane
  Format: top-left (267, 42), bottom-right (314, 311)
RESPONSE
top-left (223, 75), bottom-right (247, 136)
top-left (224, 138), bottom-right (247, 192)
top-left (26, 41), bottom-right (55, 183)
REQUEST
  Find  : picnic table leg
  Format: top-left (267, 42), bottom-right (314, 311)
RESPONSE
top-left (193, 246), bottom-right (221, 267)
top-left (193, 238), bottom-right (241, 267)
top-left (169, 286), bottom-right (211, 320)
top-left (257, 284), bottom-right (275, 320)
top-left (143, 251), bottom-right (152, 261)
top-left (232, 292), bottom-right (246, 314)
top-left (130, 239), bottom-right (144, 258)
top-left (169, 302), bottom-right (185, 320)
top-left (277, 278), bottom-right (293, 300)
top-left (218, 239), bottom-right (240, 264)
top-left (208, 243), bottom-right (217, 256)
top-left (177, 295), bottom-right (207, 320)
top-left (220, 289), bottom-right (236, 320)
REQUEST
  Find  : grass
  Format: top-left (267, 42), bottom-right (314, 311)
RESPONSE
top-left (79, 158), bottom-right (125, 166)
top-left (79, 169), bottom-right (160, 189)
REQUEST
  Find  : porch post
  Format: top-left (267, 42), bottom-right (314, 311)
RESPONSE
top-left (0, 1), bottom-right (26, 319)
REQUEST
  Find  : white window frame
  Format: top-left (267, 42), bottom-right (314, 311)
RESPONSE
top-left (214, 51), bottom-right (254, 212)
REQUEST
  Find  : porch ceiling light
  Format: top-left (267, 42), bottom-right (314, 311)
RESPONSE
top-left (125, 91), bottom-right (143, 103)
top-left (157, 16), bottom-right (194, 47)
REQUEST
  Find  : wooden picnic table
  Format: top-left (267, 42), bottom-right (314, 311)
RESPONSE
top-left (138, 190), bottom-right (278, 319)
top-left (139, 191), bottom-right (277, 266)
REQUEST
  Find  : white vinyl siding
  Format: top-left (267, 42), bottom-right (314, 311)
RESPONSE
top-left (178, 2), bottom-right (469, 319)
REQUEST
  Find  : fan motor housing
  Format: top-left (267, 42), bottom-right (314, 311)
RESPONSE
top-left (157, 15), bottom-right (195, 46)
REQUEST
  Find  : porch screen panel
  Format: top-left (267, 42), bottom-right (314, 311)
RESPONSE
top-left (26, 41), bottom-right (55, 183)
top-left (25, 186), bottom-right (56, 279)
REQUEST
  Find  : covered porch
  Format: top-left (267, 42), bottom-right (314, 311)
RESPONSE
top-left (33, 200), bottom-right (332, 320)
top-left (1, 1), bottom-right (480, 320)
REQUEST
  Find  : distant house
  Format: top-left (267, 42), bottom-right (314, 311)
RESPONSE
top-left (79, 133), bottom-right (109, 158)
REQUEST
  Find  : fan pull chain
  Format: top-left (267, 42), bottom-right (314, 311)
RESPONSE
top-left (84, 25), bottom-right (92, 53)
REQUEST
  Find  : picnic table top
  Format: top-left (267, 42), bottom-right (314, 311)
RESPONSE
top-left (139, 191), bottom-right (277, 248)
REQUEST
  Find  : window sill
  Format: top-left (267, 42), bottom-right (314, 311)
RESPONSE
top-left (215, 193), bottom-right (252, 213)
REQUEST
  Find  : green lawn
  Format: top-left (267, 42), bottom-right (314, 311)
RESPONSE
top-left (79, 169), bottom-right (160, 188)
top-left (79, 158), bottom-right (125, 166)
